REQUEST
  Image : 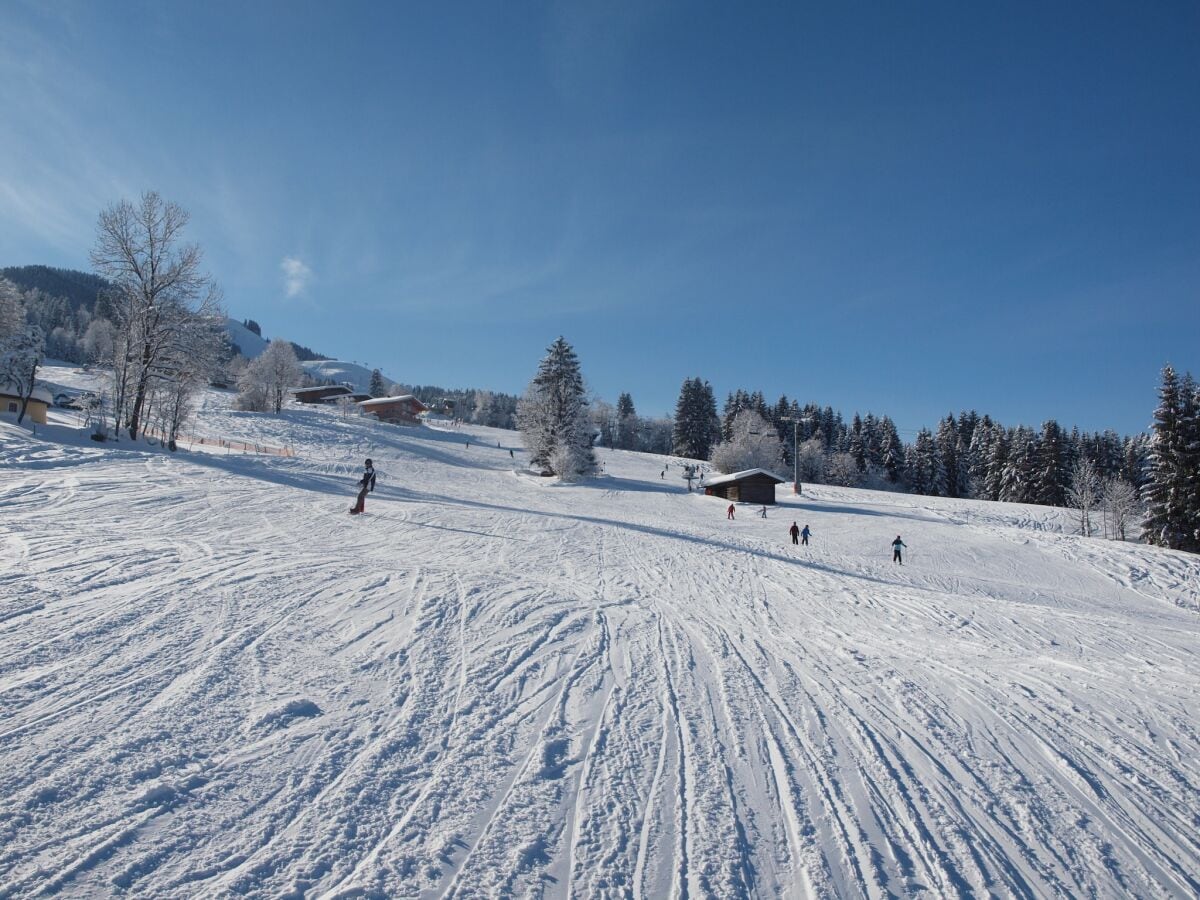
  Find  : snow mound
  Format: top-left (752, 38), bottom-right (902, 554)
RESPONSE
top-left (224, 318), bottom-right (268, 359)
top-left (300, 359), bottom-right (394, 393)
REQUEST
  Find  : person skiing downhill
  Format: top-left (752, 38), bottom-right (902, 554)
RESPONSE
top-left (789, 522), bottom-right (800, 545)
top-left (727, 503), bottom-right (736, 520)
top-left (350, 459), bottom-right (376, 515)
top-left (801, 524), bottom-right (811, 546)
top-left (892, 534), bottom-right (906, 564)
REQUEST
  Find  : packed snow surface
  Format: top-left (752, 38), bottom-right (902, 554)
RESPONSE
top-left (2, 369), bottom-right (1199, 898)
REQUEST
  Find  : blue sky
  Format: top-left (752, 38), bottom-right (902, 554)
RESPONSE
top-left (2, 1), bottom-right (1197, 435)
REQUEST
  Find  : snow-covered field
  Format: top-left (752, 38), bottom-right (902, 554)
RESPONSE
top-left (2, 366), bottom-right (1199, 898)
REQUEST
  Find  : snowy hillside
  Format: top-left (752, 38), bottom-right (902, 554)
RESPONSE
top-left (300, 359), bottom-right (395, 393)
top-left (2, 366), bottom-right (1198, 897)
top-left (223, 317), bottom-right (268, 359)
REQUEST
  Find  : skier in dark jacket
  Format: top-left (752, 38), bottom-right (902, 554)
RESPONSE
top-left (350, 459), bottom-right (376, 515)
top-left (789, 522), bottom-right (800, 544)
top-left (892, 535), bottom-right (906, 564)
top-left (801, 525), bottom-right (811, 546)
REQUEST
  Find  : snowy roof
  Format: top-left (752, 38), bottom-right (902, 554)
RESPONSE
top-left (702, 467), bottom-right (787, 488)
top-left (291, 384), bottom-right (352, 396)
top-left (0, 383), bottom-right (53, 405)
top-left (357, 394), bottom-right (424, 408)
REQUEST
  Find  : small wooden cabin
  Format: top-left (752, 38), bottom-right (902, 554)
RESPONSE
top-left (357, 394), bottom-right (429, 425)
top-left (0, 384), bottom-right (52, 425)
top-left (292, 385), bottom-right (354, 404)
top-left (703, 468), bottom-right (786, 504)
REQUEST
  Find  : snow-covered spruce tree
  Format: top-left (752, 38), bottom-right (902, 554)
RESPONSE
top-left (0, 322), bottom-right (46, 425)
top-left (878, 417), bottom-right (905, 483)
top-left (90, 192), bottom-right (222, 440)
top-left (672, 377), bottom-right (720, 460)
top-left (1143, 366), bottom-right (1200, 551)
top-left (369, 368), bottom-right (386, 398)
top-left (710, 409), bottom-right (786, 474)
top-left (905, 428), bottom-right (943, 495)
top-left (237, 339), bottom-right (304, 413)
top-left (935, 414), bottom-right (960, 497)
top-left (517, 337), bottom-right (596, 479)
top-left (615, 392), bottom-right (639, 450)
top-left (0, 278), bottom-right (26, 342)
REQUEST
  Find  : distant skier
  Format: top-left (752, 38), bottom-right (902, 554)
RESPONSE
top-left (727, 503), bottom-right (736, 520)
top-left (892, 535), bottom-right (906, 564)
top-left (350, 458), bottom-right (376, 515)
top-left (509, 449), bottom-right (514, 459)
top-left (789, 522), bottom-right (800, 545)
top-left (760, 505), bottom-right (768, 518)
top-left (801, 524), bottom-right (811, 546)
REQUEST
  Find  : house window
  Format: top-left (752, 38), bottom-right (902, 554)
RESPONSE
top-left (6, 402), bottom-right (16, 413)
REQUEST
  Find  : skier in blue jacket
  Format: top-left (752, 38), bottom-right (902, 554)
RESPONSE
top-left (892, 535), bottom-right (906, 564)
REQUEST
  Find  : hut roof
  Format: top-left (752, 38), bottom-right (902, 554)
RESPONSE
top-left (0, 383), bottom-right (53, 405)
top-left (702, 468), bottom-right (787, 488)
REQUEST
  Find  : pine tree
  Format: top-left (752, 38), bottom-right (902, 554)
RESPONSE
top-left (517, 337), bottom-right (596, 479)
top-left (1035, 420), bottom-right (1068, 506)
top-left (848, 414), bottom-right (866, 472)
top-left (674, 377), bottom-right (720, 460)
top-left (935, 414), bottom-right (959, 497)
top-left (369, 368), bottom-right (386, 398)
top-left (1144, 366), bottom-right (1199, 551)
top-left (615, 392), bottom-right (639, 450)
top-left (879, 417), bottom-right (905, 483)
top-left (905, 428), bottom-right (943, 495)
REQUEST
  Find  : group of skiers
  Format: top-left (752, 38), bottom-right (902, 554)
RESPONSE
top-left (348, 456), bottom-right (910, 564)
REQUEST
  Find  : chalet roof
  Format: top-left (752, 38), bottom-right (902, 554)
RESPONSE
top-left (291, 384), bottom-right (352, 395)
top-left (0, 383), bottom-right (53, 405)
top-left (702, 467), bottom-right (787, 488)
top-left (357, 394), bottom-right (426, 409)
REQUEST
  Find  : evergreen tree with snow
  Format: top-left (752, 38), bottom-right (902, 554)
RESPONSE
top-left (879, 416), bottom-right (905, 483)
top-left (935, 414), bottom-right (959, 497)
top-left (673, 377), bottom-right (720, 460)
top-left (369, 368), bottom-right (386, 398)
top-left (1143, 366), bottom-right (1199, 551)
top-left (615, 392), bottom-right (639, 450)
top-left (1035, 420), bottom-right (1068, 507)
top-left (517, 337), bottom-right (596, 479)
top-left (905, 428), bottom-right (943, 495)
top-left (1001, 427), bottom-right (1038, 503)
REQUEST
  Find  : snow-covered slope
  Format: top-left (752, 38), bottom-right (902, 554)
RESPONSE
top-left (300, 359), bottom-right (394, 393)
top-left (223, 317), bottom-right (268, 359)
top-left (2, 371), bottom-right (1198, 897)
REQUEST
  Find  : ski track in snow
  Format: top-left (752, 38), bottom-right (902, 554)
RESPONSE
top-left (1, 370), bottom-right (1199, 898)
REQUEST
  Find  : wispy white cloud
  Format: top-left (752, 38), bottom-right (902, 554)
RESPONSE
top-left (280, 256), bottom-right (313, 297)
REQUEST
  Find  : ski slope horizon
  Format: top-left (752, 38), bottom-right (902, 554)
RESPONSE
top-left (2, 366), bottom-right (1198, 897)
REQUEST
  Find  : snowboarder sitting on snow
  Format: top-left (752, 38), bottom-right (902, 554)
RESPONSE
top-left (801, 524), bottom-right (811, 546)
top-left (892, 535), bottom-right (906, 564)
top-left (727, 503), bottom-right (736, 520)
top-left (350, 459), bottom-right (376, 515)
top-left (789, 522), bottom-right (800, 545)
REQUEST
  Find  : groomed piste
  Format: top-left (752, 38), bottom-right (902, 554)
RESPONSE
top-left (2, 367), bottom-right (1198, 897)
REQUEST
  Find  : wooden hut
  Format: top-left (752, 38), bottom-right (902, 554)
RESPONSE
top-left (357, 394), bottom-right (429, 425)
top-left (0, 383), bottom-right (52, 425)
top-left (291, 385), bottom-right (354, 404)
top-left (703, 468), bottom-right (786, 504)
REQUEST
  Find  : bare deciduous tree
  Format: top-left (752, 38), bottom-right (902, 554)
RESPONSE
top-left (90, 192), bottom-right (222, 440)
top-left (1101, 476), bottom-right (1139, 541)
top-left (237, 339), bottom-right (304, 413)
top-left (1066, 457), bottom-right (1100, 536)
